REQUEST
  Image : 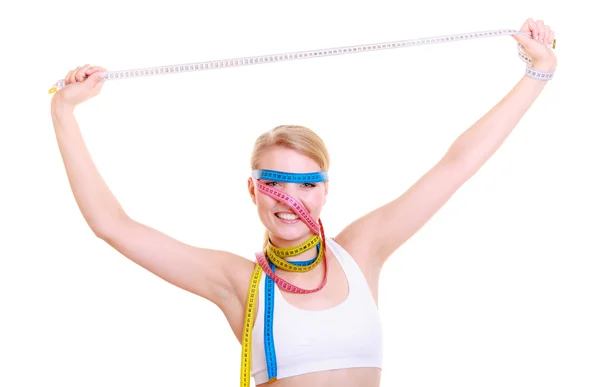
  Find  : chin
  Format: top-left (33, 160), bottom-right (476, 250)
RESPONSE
top-left (270, 226), bottom-right (313, 244)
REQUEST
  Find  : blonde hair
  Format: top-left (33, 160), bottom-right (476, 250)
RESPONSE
top-left (250, 125), bottom-right (331, 249)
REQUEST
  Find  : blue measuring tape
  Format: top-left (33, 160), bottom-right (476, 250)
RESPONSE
top-left (265, 245), bottom-right (320, 381)
top-left (252, 169), bottom-right (329, 183)
top-left (252, 169), bottom-right (327, 381)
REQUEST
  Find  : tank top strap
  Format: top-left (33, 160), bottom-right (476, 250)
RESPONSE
top-left (326, 237), bottom-right (374, 301)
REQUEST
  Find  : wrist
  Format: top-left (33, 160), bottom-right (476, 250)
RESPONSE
top-left (531, 60), bottom-right (555, 73)
top-left (51, 98), bottom-right (75, 117)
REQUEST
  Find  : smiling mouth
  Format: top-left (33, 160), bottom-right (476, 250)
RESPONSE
top-left (275, 212), bottom-right (299, 221)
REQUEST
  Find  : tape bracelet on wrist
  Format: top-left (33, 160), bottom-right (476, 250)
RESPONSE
top-left (48, 28), bottom-right (556, 94)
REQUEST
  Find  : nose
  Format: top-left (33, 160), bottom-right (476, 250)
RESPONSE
top-left (269, 183), bottom-right (303, 208)
top-left (280, 183), bottom-right (304, 199)
top-left (280, 182), bottom-right (295, 194)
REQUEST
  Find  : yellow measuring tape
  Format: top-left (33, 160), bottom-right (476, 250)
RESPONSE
top-left (240, 234), bottom-right (324, 386)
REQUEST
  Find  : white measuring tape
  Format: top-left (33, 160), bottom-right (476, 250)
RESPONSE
top-left (48, 29), bottom-right (554, 94)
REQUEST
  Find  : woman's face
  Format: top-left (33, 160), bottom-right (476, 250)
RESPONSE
top-left (248, 146), bottom-right (328, 246)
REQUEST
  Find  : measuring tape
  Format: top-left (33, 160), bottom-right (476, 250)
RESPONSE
top-left (50, 27), bottom-right (554, 385)
top-left (241, 170), bottom-right (329, 386)
top-left (48, 28), bottom-right (555, 94)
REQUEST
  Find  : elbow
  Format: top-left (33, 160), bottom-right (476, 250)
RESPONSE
top-left (444, 144), bottom-right (472, 165)
top-left (91, 223), bottom-right (112, 241)
top-left (438, 153), bottom-right (480, 186)
top-left (91, 215), bottom-right (129, 241)
top-left (92, 226), bottom-right (109, 240)
top-left (443, 149), bottom-right (482, 177)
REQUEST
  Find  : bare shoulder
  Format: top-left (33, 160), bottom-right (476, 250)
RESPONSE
top-left (330, 233), bottom-right (380, 285)
top-left (332, 231), bottom-right (372, 267)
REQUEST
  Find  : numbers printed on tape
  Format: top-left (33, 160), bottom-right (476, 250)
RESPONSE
top-left (48, 29), bottom-right (543, 94)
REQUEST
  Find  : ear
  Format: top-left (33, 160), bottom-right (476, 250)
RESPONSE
top-left (248, 177), bottom-right (257, 205)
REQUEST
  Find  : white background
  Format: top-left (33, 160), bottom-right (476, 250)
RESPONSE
top-left (1, 0), bottom-right (598, 386)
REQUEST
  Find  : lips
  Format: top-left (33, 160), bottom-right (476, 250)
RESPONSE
top-left (275, 212), bottom-right (299, 220)
top-left (273, 211), bottom-right (300, 225)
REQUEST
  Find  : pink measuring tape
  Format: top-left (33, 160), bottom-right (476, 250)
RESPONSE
top-left (252, 177), bottom-right (329, 294)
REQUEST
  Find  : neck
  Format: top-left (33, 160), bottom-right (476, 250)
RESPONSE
top-left (269, 234), bottom-right (320, 262)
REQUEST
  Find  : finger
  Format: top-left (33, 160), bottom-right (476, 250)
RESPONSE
top-left (75, 64), bottom-right (92, 82)
top-left (68, 66), bottom-right (81, 84)
top-left (88, 67), bottom-right (108, 77)
top-left (87, 68), bottom-right (108, 84)
top-left (92, 77), bottom-right (106, 93)
top-left (64, 69), bottom-right (75, 85)
top-left (527, 18), bottom-right (538, 39)
top-left (70, 67), bottom-right (80, 84)
top-left (87, 71), bottom-right (107, 93)
top-left (85, 65), bottom-right (107, 75)
top-left (514, 18), bottom-right (539, 45)
top-left (85, 70), bottom-right (106, 84)
top-left (519, 19), bottom-right (529, 33)
top-left (536, 20), bottom-right (545, 42)
top-left (67, 68), bottom-right (79, 85)
top-left (545, 26), bottom-right (554, 44)
top-left (548, 29), bottom-right (555, 48)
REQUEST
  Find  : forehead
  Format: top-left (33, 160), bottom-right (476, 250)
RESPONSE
top-left (258, 146), bottom-right (321, 173)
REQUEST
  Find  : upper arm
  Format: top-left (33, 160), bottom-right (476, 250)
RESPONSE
top-left (95, 217), bottom-right (252, 309)
top-left (336, 157), bottom-right (473, 267)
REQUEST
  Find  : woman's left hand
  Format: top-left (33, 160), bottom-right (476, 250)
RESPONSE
top-left (512, 18), bottom-right (557, 72)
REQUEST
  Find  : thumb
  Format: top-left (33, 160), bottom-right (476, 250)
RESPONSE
top-left (512, 32), bottom-right (538, 51)
top-left (511, 33), bottom-right (528, 45)
top-left (84, 71), bottom-right (106, 87)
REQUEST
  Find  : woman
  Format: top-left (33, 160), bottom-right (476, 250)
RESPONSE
top-left (49, 18), bottom-right (556, 387)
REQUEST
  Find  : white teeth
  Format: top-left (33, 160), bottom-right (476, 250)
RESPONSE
top-left (276, 213), bottom-right (298, 220)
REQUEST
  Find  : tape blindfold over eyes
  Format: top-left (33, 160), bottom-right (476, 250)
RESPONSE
top-left (251, 169), bottom-right (329, 183)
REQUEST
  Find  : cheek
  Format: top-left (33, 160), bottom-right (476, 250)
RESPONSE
top-left (256, 194), bottom-right (276, 215)
top-left (303, 191), bottom-right (326, 214)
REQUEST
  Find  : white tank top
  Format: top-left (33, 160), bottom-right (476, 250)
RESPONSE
top-left (251, 237), bottom-right (383, 384)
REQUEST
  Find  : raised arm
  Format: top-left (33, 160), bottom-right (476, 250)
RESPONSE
top-left (50, 65), bottom-right (253, 315)
top-left (335, 18), bottom-right (557, 269)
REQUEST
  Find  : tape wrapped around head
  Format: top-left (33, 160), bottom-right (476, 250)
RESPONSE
top-left (251, 169), bottom-right (328, 183)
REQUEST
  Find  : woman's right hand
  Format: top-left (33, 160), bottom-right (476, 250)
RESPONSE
top-left (52, 64), bottom-right (108, 109)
